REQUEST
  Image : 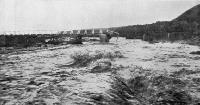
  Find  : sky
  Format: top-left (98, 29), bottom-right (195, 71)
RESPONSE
top-left (0, 0), bottom-right (199, 33)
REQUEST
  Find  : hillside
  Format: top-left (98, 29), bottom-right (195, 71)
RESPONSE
top-left (174, 4), bottom-right (200, 23)
top-left (111, 4), bottom-right (200, 41)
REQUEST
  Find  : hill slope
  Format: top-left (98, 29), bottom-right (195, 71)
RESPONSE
top-left (174, 4), bottom-right (200, 23)
top-left (111, 4), bottom-right (200, 40)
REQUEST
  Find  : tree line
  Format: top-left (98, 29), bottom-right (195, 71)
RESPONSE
top-left (111, 20), bottom-right (200, 41)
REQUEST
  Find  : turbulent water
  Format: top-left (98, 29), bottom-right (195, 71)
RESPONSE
top-left (0, 37), bottom-right (200, 105)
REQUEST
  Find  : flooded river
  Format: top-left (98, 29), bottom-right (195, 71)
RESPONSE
top-left (0, 38), bottom-right (200, 105)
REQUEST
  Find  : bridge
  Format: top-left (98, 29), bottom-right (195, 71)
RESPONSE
top-left (58, 29), bottom-right (119, 37)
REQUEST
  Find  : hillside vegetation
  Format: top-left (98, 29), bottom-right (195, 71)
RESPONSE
top-left (111, 4), bottom-right (200, 43)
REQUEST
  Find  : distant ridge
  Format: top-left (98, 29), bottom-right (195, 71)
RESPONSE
top-left (173, 4), bottom-right (200, 23)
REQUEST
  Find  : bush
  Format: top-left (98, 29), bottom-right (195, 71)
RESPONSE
top-left (70, 51), bottom-right (92, 67)
top-left (70, 50), bottom-right (124, 67)
top-left (170, 68), bottom-right (200, 77)
top-left (89, 68), bottom-right (200, 105)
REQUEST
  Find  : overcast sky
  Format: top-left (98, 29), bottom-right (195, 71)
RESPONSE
top-left (0, 0), bottom-right (199, 33)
